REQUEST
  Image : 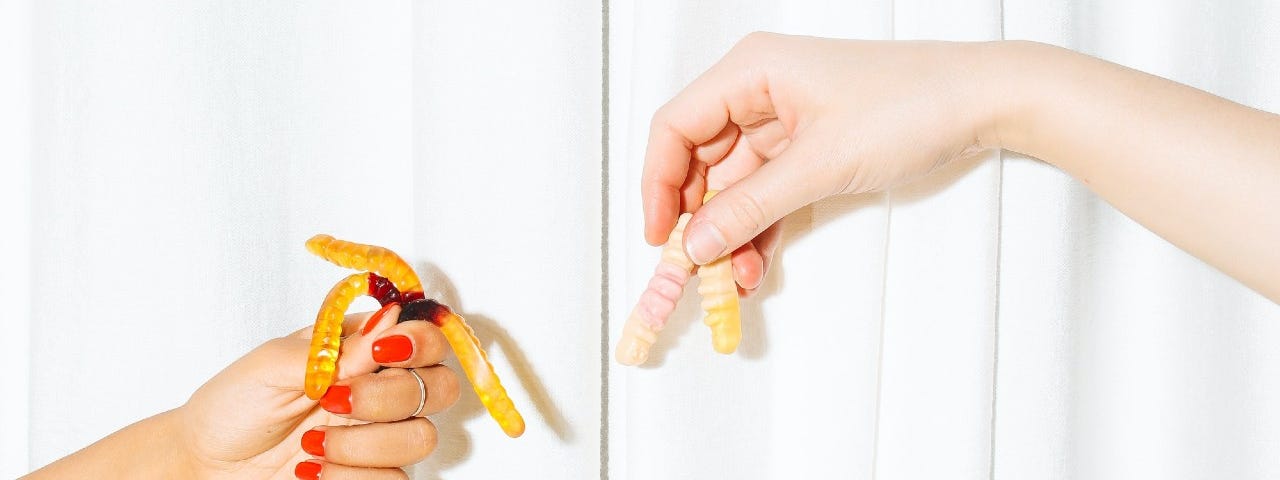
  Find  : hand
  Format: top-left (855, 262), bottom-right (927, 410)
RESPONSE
top-left (183, 305), bottom-right (459, 479)
top-left (26, 307), bottom-right (461, 480)
top-left (642, 33), bottom-right (1003, 288)
top-left (644, 32), bottom-right (1280, 302)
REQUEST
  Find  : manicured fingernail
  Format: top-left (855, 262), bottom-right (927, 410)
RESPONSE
top-left (362, 302), bottom-right (399, 335)
top-left (319, 385), bottom-right (352, 414)
top-left (372, 335), bottom-right (413, 363)
top-left (301, 429), bottom-right (325, 457)
top-left (685, 223), bottom-right (727, 265)
top-left (294, 460), bottom-right (322, 480)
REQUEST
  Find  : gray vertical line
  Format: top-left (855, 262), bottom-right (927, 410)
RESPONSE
top-left (869, 190), bottom-right (892, 480)
top-left (988, 4), bottom-right (1006, 480)
top-left (599, 0), bottom-right (611, 479)
top-left (989, 155), bottom-right (1004, 480)
top-left (870, 6), bottom-right (896, 478)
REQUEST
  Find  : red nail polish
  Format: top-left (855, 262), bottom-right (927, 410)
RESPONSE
top-left (319, 385), bottom-right (352, 414)
top-left (362, 302), bottom-right (399, 335)
top-left (301, 429), bottom-right (325, 457)
top-left (294, 460), bottom-right (322, 480)
top-left (371, 335), bottom-right (413, 363)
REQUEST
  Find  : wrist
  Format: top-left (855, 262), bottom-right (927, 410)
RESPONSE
top-left (22, 408), bottom-right (201, 479)
top-left (974, 40), bottom-right (1072, 159)
top-left (157, 408), bottom-right (203, 479)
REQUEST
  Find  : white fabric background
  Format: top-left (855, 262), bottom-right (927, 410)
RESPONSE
top-left (3, 1), bottom-right (1279, 479)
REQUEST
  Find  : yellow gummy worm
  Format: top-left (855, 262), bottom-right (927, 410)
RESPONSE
top-left (437, 310), bottom-right (526, 437)
top-left (697, 191), bottom-right (741, 354)
top-left (306, 234), bottom-right (423, 294)
top-left (304, 234), bottom-right (525, 438)
top-left (304, 272), bottom-right (369, 399)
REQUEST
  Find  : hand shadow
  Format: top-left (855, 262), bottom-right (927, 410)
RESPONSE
top-left (408, 262), bottom-right (573, 480)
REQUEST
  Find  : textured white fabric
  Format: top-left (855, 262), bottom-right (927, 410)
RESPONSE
top-left (4, 1), bottom-right (1280, 479)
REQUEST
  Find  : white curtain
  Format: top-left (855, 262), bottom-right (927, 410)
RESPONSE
top-left (3, 1), bottom-right (1278, 479)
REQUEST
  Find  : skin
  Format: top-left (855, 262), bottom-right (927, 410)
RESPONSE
top-left (644, 33), bottom-right (1280, 303)
top-left (24, 306), bottom-right (460, 480)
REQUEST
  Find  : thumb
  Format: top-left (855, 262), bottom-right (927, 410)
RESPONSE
top-left (682, 134), bottom-right (836, 265)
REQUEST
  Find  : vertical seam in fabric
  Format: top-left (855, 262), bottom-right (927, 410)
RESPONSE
top-left (989, 5), bottom-right (1006, 479)
top-left (870, 5), bottom-right (896, 479)
top-left (870, 191), bottom-right (892, 480)
top-left (599, 1), bottom-right (610, 479)
top-left (989, 154), bottom-right (1004, 480)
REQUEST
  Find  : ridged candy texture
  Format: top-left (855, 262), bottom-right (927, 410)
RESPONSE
top-left (437, 312), bottom-right (526, 437)
top-left (614, 213), bottom-right (694, 365)
top-left (304, 234), bottom-right (525, 437)
top-left (304, 273), bottom-right (369, 399)
top-left (696, 190), bottom-right (741, 354)
top-left (306, 234), bottom-right (423, 294)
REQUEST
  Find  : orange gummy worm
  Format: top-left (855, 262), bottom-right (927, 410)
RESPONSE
top-left (304, 272), bottom-right (369, 399)
top-left (303, 234), bottom-right (525, 438)
top-left (436, 309), bottom-right (526, 437)
top-left (306, 234), bottom-right (423, 294)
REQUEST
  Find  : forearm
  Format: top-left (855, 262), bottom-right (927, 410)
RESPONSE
top-left (23, 409), bottom-right (197, 479)
top-left (990, 41), bottom-right (1280, 302)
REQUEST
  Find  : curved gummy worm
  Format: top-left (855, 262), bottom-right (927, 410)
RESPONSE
top-left (614, 213), bottom-right (694, 366)
top-left (306, 234), bottom-right (424, 297)
top-left (304, 272), bottom-right (369, 399)
top-left (303, 234), bottom-right (525, 438)
top-left (697, 191), bottom-right (741, 354)
top-left (399, 300), bottom-right (526, 438)
top-left (304, 272), bottom-right (404, 399)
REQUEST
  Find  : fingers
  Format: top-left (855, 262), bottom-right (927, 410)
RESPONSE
top-left (642, 36), bottom-right (777, 246)
top-left (369, 320), bottom-right (449, 368)
top-left (332, 305), bottom-right (403, 382)
top-left (320, 366), bottom-right (461, 422)
top-left (294, 461), bottom-right (408, 480)
top-left (730, 244), bottom-right (765, 293)
top-left (299, 417), bottom-right (438, 469)
top-left (682, 132), bottom-right (833, 265)
top-left (255, 308), bottom-right (396, 391)
top-left (731, 221), bottom-right (783, 297)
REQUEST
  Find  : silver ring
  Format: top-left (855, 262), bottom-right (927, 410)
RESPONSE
top-left (407, 368), bottom-right (427, 418)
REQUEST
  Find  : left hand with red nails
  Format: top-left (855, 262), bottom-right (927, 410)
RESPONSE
top-left (23, 305), bottom-right (459, 480)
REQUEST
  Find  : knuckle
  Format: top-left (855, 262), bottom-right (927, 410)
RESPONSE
top-left (649, 105), bottom-right (672, 132)
top-left (434, 367), bottom-right (462, 410)
top-left (720, 190), bottom-right (768, 236)
top-left (736, 31), bottom-right (775, 51)
top-left (407, 418), bottom-right (439, 462)
top-left (360, 371), bottom-right (404, 418)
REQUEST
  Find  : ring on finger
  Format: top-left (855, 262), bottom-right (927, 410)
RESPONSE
top-left (408, 368), bottom-right (427, 418)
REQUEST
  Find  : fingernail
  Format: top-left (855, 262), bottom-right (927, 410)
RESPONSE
top-left (319, 385), bottom-right (352, 414)
top-left (372, 335), bottom-right (413, 363)
top-left (294, 460), bottom-right (322, 480)
top-left (685, 223), bottom-right (727, 265)
top-left (362, 302), bottom-right (399, 335)
top-left (301, 429), bottom-right (325, 457)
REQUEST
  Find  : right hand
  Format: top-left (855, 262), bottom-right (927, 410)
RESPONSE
top-left (643, 33), bottom-right (1007, 286)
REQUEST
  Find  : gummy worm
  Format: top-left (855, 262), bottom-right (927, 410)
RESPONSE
top-left (614, 190), bottom-right (744, 365)
top-left (696, 191), bottom-right (741, 354)
top-left (303, 234), bottom-right (526, 438)
top-left (614, 213), bottom-right (694, 366)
